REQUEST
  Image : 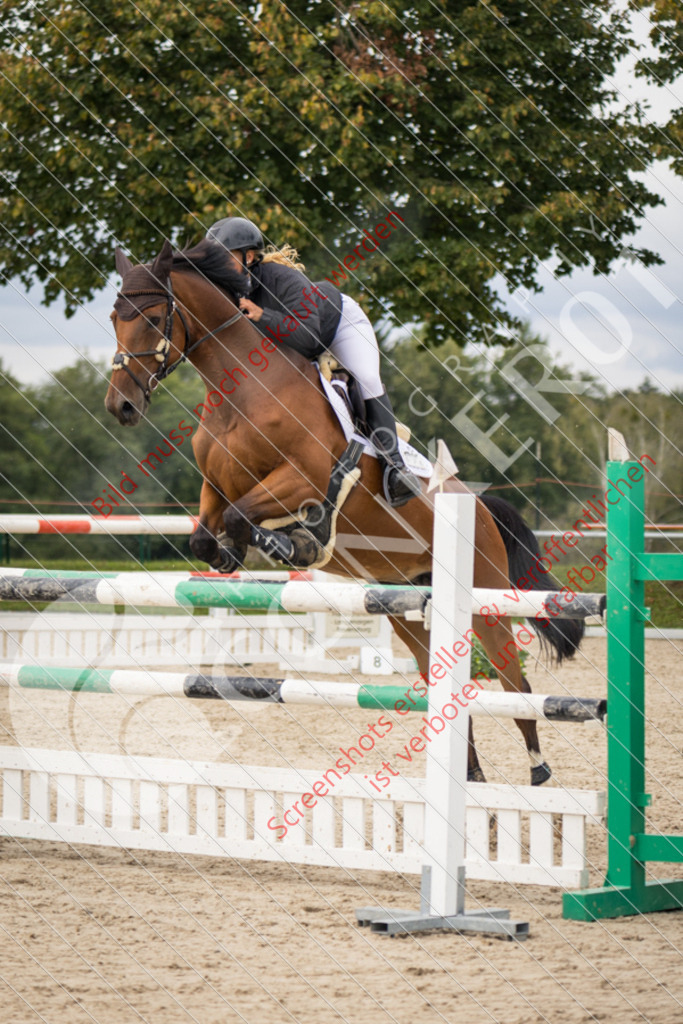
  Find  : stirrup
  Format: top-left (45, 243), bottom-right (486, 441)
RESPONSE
top-left (383, 465), bottom-right (422, 508)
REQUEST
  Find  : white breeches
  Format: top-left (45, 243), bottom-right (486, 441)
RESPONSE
top-left (326, 293), bottom-right (384, 400)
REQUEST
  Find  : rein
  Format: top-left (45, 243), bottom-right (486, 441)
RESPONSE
top-left (111, 280), bottom-right (243, 401)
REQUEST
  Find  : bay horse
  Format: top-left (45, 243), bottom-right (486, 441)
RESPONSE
top-left (105, 239), bottom-right (584, 785)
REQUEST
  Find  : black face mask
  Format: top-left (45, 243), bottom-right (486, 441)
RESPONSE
top-left (239, 258), bottom-right (260, 297)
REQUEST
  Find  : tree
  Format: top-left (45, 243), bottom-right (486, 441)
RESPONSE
top-left (589, 384), bottom-right (683, 525)
top-left (0, 1), bottom-right (663, 343)
top-left (635, 1), bottom-right (683, 174)
top-left (382, 326), bottom-right (606, 527)
top-left (384, 326), bottom-right (682, 529)
top-left (0, 360), bottom-right (49, 507)
top-left (0, 354), bottom-right (208, 560)
top-left (0, 355), bottom-right (205, 511)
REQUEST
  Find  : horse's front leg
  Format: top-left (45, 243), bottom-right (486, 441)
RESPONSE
top-left (222, 464), bottom-right (327, 569)
top-left (189, 480), bottom-right (236, 571)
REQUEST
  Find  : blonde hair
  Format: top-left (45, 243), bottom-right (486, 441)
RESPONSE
top-left (260, 243), bottom-right (306, 272)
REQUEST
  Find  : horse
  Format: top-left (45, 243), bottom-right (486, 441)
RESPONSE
top-left (105, 238), bottom-right (584, 786)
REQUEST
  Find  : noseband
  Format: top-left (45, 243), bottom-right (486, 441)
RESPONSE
top-left (111, 278), bottom-right (243, 402)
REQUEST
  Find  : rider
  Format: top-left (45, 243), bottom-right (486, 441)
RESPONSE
top-left (206, 216), bottom-right (422, 508)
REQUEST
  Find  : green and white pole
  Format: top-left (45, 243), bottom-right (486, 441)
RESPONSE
top-left (0, 569), bottom-right (604, 619)
top-left (0, 664), bottom-right (605, 721)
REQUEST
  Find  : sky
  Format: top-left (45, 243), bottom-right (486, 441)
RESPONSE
top-left (498, 161), bottom-right (683, 394)
top-left (506, 18), bottom-right (683, 396)
top-left (1, 9), bottom-right (681, 394)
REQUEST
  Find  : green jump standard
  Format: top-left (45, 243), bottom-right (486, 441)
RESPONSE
top-left (563, 461), bottom-right (683, 921)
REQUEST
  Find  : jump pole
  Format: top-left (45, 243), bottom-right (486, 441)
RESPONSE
top-left (0, 664), bottom-right (606, 721)
top-left (0, 514), bottom-right (198, 535)
top-left (0, 570), bottom-right (604, 620)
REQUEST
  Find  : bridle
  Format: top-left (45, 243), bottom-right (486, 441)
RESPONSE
top-left (111, 277), bottom-right (243, 402)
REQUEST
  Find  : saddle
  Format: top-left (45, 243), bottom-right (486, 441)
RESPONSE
top-left (318, 353), bottom-right (411, 443)
top-left (249, 355), bottom-right (417, 571)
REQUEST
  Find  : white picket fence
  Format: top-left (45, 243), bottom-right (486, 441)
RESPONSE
top-left (0, 746), bottom-right (605, 888)
top-left (0, 608), bottom-right (413, 675)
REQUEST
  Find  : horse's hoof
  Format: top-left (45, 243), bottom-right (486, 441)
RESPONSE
top-left (468, 767), bottom-right (487, 783)
top-left (213, 553), bottom-right (238, 574)
top-left (212, 533), bottom-right (245, 573)
top-left (531, 762), bottom-right (552, 786)
top-left (189, 523), bottom-right (221, 564)
top-left (288, 528), bottom-right (323, 567)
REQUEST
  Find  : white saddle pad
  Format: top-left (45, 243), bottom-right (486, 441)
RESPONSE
top-left (318, 369), bottom-right (434, 480)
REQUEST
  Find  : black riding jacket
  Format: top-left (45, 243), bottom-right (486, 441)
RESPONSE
top-left (246, 262), bottom-right (343, 359)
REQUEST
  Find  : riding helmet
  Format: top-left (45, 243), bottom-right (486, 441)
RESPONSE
top-left (206, 217), bottom-right (263, 257)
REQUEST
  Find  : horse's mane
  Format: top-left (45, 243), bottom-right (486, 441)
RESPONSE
top-left (172, 239), bottom-right (245, 298)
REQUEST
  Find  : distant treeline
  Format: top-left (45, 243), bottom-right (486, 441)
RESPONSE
top-left (1, 329), bottom-right (680, 563)
top-left (381, 328), bottom-right (681, 532)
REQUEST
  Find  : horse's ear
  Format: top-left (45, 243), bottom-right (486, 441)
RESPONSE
top-left (150, 239), bottom-right (174, 283)
top-left (115, 247), bottom-right (134, 277)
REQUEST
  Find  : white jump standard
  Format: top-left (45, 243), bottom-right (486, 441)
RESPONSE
top-left (358, 494), bottom-right (527, 937)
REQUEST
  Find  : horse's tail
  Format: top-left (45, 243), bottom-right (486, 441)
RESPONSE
top-left (480, 494), bottom-right (584, 664)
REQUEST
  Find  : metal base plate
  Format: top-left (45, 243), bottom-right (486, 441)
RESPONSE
top-left (356, 906), bottom-right (529, 939)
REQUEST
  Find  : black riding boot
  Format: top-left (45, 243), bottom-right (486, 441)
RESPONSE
top-left (364, 391), bottom-right (422, 507)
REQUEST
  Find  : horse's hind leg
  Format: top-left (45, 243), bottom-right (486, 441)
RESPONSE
top-left (474, 614), bottom-right (550, 786)
top-left (389, 598), bottom-right (550, 785)
top-left (387, 615), bottom-right (484, 783)
top-left (472, 501), bottom-right (550, 785)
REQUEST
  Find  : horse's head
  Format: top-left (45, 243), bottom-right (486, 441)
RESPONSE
top-left (105, 240), bottom-right (187, 425)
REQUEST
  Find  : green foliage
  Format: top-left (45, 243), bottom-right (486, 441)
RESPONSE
top-left (3, 326), bottom-right (678, 561)
top-left (0, 1), bottom-right (663, 343)
top-left (635, 1), bottom-right (683, 174)
top-left (0, 363), bottom-right (48, 503)
top-left (383, 328), bottom-right (681, 529)
top-left (0, 354), bottom-right (206, 560)
top-left (0, 356), bottom-right (205, 510)
top-left (645, 580), bottom-right (683, 629)
top-left (589, 383), bottom-right (683, 525)
top-left (470, 635), bottom-right (528, 681)
top-left (383, 327), bottom-right (604, 525)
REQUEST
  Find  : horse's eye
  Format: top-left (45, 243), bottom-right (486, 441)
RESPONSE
top-left (148, 316), bottom-right (161, 328)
